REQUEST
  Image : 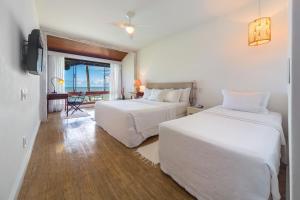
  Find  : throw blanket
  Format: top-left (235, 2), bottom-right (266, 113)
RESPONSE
top-left (130, 106), bottom-right (176, 137)
top-left (159, 106), bottom-right (285, 200)
top-left (205, 106), bottom-right (286, 200)
top-left (95, 99), bottom-right (181, 146)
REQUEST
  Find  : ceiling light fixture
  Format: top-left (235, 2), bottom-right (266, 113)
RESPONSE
top-left (248, 0), bottom-right (271, 46)
top-left (124, 11), bottom-right (135, 37)
top-left (125, 25), bottom-right (135, 35)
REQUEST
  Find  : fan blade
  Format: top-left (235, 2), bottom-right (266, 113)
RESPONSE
top-left (134, 24), bottom-right (151, 27)
top-left (111, 21), bottom-right (129, 29)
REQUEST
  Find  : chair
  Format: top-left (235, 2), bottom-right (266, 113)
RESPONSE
top-left (67, 92), bottom-right (86, 115)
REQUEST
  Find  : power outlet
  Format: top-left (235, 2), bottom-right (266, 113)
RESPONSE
top-left (22, 136), bottom-right (27, 149)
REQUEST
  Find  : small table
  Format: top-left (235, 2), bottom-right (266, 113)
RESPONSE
top-left (129, 92), bottom-right (144, 99)
top-left (187, 106), bottom-right (205, 115)
top-left (47, 93), bottom-right (69, 116)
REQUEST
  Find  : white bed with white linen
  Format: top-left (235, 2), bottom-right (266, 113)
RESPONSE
top-left (95, 82), bottom-right (194, 147)
top-left (159, 90), bottom-right (286, 200)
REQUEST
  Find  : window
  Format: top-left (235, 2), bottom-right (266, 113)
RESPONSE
top-left (88, 66), bottom-right (110, 92)
top-left (64, 58), bottom-right (111, 102)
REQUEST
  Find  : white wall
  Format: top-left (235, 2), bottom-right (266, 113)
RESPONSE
top-left (289, 0), bottom-right (300, 199)
top-left (40, 31), bottom-right (48, 121)
top-left (0, 0), bottom-right (40, 199)
top-left (137, 0), bottom-right (289, 131)
top-left (122, 52), bottom-right (136, 98)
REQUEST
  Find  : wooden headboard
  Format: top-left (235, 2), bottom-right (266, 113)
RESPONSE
top-left (146, 82), bottom-right (196, 105)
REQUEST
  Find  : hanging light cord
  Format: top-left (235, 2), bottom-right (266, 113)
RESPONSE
top-left (258, 0), bottom-right (261, 17)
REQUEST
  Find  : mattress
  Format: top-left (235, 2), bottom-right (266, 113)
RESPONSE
top-left (159, 106), bottom-right (285, 200)
top-left (95, 99), bottom-right (188, 147)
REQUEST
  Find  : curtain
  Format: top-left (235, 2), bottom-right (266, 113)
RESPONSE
top-left (109, 63), bottom-right (121, 100)
top-left (48, 55), bottom-right (65, 112)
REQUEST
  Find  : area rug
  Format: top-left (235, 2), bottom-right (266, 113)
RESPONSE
top-left (136, 141), bottom-right (159, 165)
top-left (61, 109), bottom-right (91, 119)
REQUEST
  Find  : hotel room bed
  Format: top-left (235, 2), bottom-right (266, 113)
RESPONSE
top-left (95, 99), bottom-right (188, 147)
top-left (95, 82), bottom-right (194, 148)
top-left (159, 106), bottom-right (286, 200)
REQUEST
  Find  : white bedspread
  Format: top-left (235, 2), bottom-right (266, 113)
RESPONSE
top-left (159, 106), bottom-right (285, 200)
top-left (95, 99), bottom-right (187, 147)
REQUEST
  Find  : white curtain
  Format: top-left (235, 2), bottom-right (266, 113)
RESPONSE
top-left (48, 55), bottom-right (65, 112)
top-left (109, 63), bottom-right (121, 100)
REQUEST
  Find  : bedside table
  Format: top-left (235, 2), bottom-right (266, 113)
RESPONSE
top-left (128, 92), bottom-right (144, 99)
top-left (187, 106), bottom-right (205, 115)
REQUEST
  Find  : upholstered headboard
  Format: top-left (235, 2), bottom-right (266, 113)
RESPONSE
top-left (146, 82), bottom-right (196, 105)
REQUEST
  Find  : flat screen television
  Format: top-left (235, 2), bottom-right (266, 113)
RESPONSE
top-left (26, 29), bottom-right (43, 75)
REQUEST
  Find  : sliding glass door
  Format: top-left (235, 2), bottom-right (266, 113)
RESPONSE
top-left (64, 58), bottom-right (111, 102)
top-left (88, 66), bottom-right (110, 92)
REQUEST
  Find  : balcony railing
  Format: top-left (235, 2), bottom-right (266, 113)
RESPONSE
top-left (68, 91), bottom-right (110, 104)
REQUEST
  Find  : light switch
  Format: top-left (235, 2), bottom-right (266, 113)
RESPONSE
top-left (21, 89), bottom-right (28, 101)
top-left (22, 136), bottom-right (27, 149)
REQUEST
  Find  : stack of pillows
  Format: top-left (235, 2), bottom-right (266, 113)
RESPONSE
top-left (142, 88), bottom-right (191, 103)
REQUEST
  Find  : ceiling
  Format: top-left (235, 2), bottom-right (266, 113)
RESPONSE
top-left (47, 35), bottom-right (128, 61)
top-left (35, 0), bottom-right (255, 51)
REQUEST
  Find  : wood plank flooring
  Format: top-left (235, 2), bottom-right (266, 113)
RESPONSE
top-left (18, 110), bottom-right (286, 200)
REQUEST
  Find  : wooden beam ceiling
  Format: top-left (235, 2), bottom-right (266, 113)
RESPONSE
top-left (47, 35), bottom-right (128, 61)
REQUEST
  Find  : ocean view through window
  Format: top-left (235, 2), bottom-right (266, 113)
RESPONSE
top-left (65, 58), bottom-right (111, 101)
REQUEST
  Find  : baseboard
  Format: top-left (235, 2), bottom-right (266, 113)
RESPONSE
top-left (286, 166), bottom-right (290, 200)
top-left (8, 120), bottom-right (41, 200)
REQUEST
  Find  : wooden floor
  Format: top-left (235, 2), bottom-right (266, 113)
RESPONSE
top-left (18, 110), bottom-right (286, 200)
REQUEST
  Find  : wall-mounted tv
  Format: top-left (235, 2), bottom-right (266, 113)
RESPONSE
top-left (26, 29), bottom-right (43, 75)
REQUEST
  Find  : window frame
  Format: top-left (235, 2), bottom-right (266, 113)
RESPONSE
top-left (64, 58), bottom-right (111, 102)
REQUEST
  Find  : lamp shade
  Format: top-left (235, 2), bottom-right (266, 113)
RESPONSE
top-left (134, 79), bottom-right (142, 87)
top-left (58, 78), bottom-right (64, 85)
top-left (140, 85), bottom-right (145, 92)
top-left (248, 17), bottom-right (271, 46)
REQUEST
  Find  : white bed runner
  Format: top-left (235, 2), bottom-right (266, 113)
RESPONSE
top-left (136, 141), bottom-right (159, 165)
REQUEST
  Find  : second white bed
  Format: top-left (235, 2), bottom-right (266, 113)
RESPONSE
top-left (159, 106), bottom-right (286, 200)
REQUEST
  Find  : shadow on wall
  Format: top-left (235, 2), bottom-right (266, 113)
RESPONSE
top-left (224, 0), bottom-right (287, 23)
top-left (20, 31), bottom-right (28, 72)
top-left (5, 5), bottom-right (28, 73)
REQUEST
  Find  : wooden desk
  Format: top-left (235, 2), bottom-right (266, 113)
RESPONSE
top-left (47, 93), bottom-right (69, 116)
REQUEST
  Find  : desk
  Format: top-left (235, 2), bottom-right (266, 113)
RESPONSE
top-left (47, 93), bottom-right (69, 116)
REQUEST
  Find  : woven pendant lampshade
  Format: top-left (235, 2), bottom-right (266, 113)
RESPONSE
top-left (248, 17), bottom-right (271, 46)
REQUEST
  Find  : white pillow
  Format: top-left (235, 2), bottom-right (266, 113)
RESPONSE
top-left (143, 88), bottom-right (152, 99)
top-left (222, 89), bottom-right (270, 113)
top-left (148, 89), bottom-right (165, 101)
top-left (164, 89), bottom-right (182, 103)
top-left (180, 88), bottom-right (191, 103)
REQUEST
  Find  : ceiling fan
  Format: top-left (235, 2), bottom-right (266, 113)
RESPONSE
top-left (113, 11), bottom-right (137, 38)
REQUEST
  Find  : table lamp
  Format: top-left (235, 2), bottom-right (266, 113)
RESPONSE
top-left (51, 77), bottom-right (64, 93)
top-left (134, 79), bottom-right (141, 92)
